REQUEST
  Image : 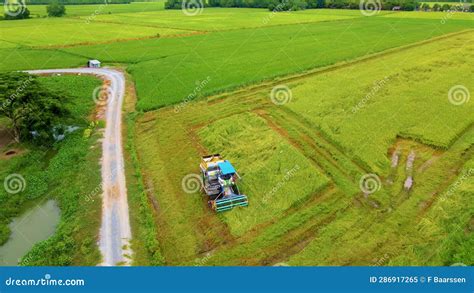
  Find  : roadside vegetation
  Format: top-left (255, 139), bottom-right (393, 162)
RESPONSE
top-left (0, 75), bottom-right (104, 265)
top-left (122, 76), bottom-right (164, 265)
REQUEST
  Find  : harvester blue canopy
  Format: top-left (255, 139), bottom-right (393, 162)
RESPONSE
top-left (218, 161), bottom-right (236, 175)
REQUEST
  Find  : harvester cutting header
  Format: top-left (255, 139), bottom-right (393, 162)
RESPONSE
top-left (200, 154), bottom-right (249, 212)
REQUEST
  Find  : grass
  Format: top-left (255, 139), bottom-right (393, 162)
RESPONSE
top-left (0, 75), bottom-right (104, 265)
top-left (198, 112), bottom-right (329, 236)
top-left (64, 16), bottom-right (474, 111)
top-left (0, 18), bottom-right (187, 48)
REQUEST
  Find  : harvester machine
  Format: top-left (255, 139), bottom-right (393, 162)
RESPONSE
top-left (200, 154), bottom-right (249, 212)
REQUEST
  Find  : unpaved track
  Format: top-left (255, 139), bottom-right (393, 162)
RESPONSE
top-left (28, 68), bottom-right (132, 266)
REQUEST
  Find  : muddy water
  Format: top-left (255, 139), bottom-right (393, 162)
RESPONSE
top-left (0, 200), bottom-right (60, 266)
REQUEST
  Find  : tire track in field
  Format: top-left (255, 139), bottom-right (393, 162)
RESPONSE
top-left (205, 185), bottom-right (346, 265)
top-left (255, 108), bottom-right (367, 182)
top-left (171, 93), bottom-right (364, 263)
top-left (206, 90), bottom-right (369, 184)
top-left (306, 128), bottom-right (474, 265)
top-left (175, 97), bottom-right (354, 258)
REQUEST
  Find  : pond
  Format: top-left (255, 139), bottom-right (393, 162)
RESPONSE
top-left (0, 199), bottom-right (60, 266)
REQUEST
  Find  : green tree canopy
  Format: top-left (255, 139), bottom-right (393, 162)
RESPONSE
top-left (47, 0), bottom-right (66, 17)
top-left (3, 1), bottom-right (30, 20)
top-left (0, 72), bottom-right (71, 145)
top-left (441, 3), bottom-right (452, 11)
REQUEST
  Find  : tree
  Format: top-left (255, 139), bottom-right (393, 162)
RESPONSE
top-left (470, 5), bottom-right (474, 12)
top-left (432, 3), bottom-right (441, 11)
top-left (47, 0), bottom-right (66, 17)
top-left (316, 0), bottom-right (326, 8)
top-left (0, 72), bottom-right (71, 145)
top-left (399, 0), bottom-right (417, 11)
top-left (441, 3), bottom-right (451, 11)
top-left (221, 0), bottom-right (235, 7)
top-left (268, 0), bottom-right (307, 10)
top-left (421, 3), bottom-right (430, 11)
top-left (208, 0), bottom-right (221, 6)
top-left (306, 0), bottom-right (318, 8)
top-left (4, 1), bottom-right (30, 20)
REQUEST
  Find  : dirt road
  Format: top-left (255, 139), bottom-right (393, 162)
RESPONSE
top-left (28, 68), bottom-right (132, 266)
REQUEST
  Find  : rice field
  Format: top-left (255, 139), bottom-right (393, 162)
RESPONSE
top-left (198, 112), bottom-right (330, 236)
top-left (0, 18), bottom-right (188, 48)
top-left (383, 10), bottom-right (474, 20)
top-left (131, 29), bottom-right (473, 265)
top-left (26, 1), bottom-right (165, 17)
top-left (286, 30), bottom-right (474, 174)
top-left (0, 47), bottom-right (86, 71)
top-left (63, 16), bottom-right (473, 111)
